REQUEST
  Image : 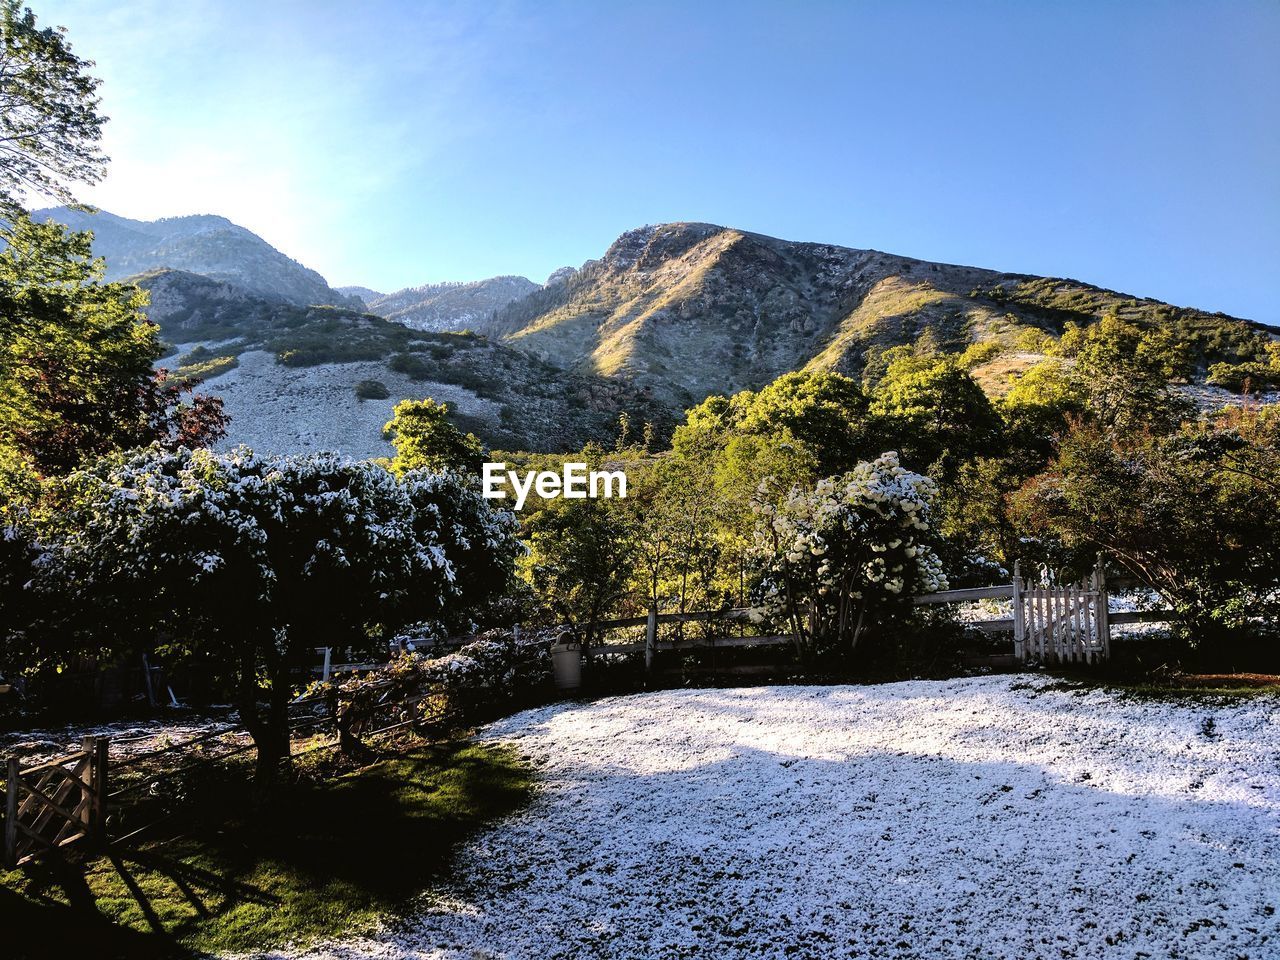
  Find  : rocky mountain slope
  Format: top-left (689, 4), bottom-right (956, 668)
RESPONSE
top-left (33, 206), bottom-right (360, 309)
top-left (137, 269), bottom-right (667, 455)
top-left (335, 285), bottom-right (384, 305)
top-left (488, 222), bottom-right (1275, 408)
top-left (362, 275), bottom-right (539, 332)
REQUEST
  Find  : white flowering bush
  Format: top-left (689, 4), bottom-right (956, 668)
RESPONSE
top-left (752, 451), bottom-right (947, 656)
top-left (43, 445), bottom-right (520, 788)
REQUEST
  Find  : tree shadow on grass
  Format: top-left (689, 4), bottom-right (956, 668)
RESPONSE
top-left (0, 742), bottom-right (532, 958)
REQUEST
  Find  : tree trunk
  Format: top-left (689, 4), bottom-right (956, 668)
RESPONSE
top-left (237, 653), bottom-right (293, 802)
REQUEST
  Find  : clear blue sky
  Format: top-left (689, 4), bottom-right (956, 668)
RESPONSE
top-left (37, 0), bottom-right (1280, 322)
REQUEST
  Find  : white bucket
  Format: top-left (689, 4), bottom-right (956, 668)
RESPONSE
top-left (550, 641), bottom-right (581, 691)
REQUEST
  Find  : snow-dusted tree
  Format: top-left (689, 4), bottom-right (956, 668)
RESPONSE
top-left (752, 452), bottom-right (947, 657)
top-left (45, 446), bottom-right (520, 791)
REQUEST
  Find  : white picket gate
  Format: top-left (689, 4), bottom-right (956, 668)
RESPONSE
top-left (1013, 560), bottom-right (1111, 664)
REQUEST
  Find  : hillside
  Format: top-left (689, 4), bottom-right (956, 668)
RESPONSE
top-left (137, 270), bottom-right (668, 455)
top-left (336, 285), bottom-right (384, 306)
top-left (33, 206), bottom-right (360, 309)
top-left (489, 223), bottom-right (1275, 407)
top-left (363, 275), bottom-right (539, 332)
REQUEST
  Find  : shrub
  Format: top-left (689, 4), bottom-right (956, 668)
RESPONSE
top-left (176, 354), bottom-right (238, 383)
top-left (1206, 361), bottom-right (1280, 394)
top-left (752, 451), bottom-right (947, 658)
top-left (333, 628), bottom-right (558, 750)
top-left (389, 353), bottom-right (435, 380)
top-left (354, 379), bottom-right (391, 400)
top-left (40, 447), bottom-right (521, 789)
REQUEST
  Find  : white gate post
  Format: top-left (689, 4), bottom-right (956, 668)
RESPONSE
top-left (1094, 556), bottom-right (1111, 661)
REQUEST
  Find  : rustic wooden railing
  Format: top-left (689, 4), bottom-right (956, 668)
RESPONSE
top-left (4, 736), bottom-right (108, 867)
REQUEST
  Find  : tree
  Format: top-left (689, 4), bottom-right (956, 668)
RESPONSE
top-left (626, 449), bottom-right (739, 621)
top-left (1015, 415), bottom-right (1280, 652)
top-left (867, 350), bottom-right (1002, 479)
top-left (1060, 314), bottom-right (1193, 432)
top-left (43, 447), bottom-right (520, 792)
top-left (670, 372), bottom-right (867, 545)
top-left (1000, 358), bottom-right (1085, 464)
top-left (523, 494), bottom-right (636, 651)
top-left (383, 398), bottom-right (484, 475)
top-left (0, 214), bottom-right (227, 474)
top-left (0, 1), bottom-right (107, 213)
top-left (753, 452), bottom-right (947, 658)
top-left (676, 371), bottom-right (872, 479)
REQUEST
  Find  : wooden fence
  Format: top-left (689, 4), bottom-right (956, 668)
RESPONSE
top-left (4, 736), bottom-right (108, 867)
top-left (2, 686), bottom-right (461, 866)
top-left (546, 557), bottom-right (1178, 685)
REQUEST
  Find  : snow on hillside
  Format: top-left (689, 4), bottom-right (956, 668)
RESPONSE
top-left (201, 350), bottom-right (502, 460)
top-left (252, 676), bottom-right (1280, 960)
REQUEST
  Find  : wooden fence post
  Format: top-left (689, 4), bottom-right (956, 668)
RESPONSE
top-left (644, 605), bottom-right (658, 674)
top-left (4, 756), bottom-right (18, 867)
top-left (141, 653), bottom-right (157, 707)
top-left (1012, 561), bottom-right (1025, 661)
top-left (78, 737), bottom-right (95, 835)
top-left (92, 737), bottom-right (109, 836)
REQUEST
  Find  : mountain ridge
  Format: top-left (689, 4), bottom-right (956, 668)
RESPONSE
top-left (484, 221), bottom-right (1274, 407)
top-left (32, 206), bottom-right (361, 310)
top-left (362, 275), bottom-right (539, 332)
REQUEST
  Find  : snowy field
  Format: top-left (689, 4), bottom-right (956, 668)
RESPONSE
top-left (255, 676), bottom-right (1280, 960)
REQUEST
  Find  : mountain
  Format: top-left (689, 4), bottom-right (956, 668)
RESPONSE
top-left (336, 285), bottom-right (384, 307)
top-left (33, 206), bottom-right (361, 309)
top-left (136, 269), bottom-right (668, 457)
top-left (363, 275), bottom-right (539, 332)
top-left (81, 216), bottom-right (1275, 458)
top-left (489, 222), bottom-right (1275, 407)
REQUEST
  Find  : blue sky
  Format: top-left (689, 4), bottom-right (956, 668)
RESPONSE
top-left (37, 0), bottom-right (1280, 322)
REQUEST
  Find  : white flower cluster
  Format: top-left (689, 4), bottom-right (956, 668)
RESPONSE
top-left (752, 452), bottom-right (947, 639)
top-left (50, 446), bottom-right (521, 646)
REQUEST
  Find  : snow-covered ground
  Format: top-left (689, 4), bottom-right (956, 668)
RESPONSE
top-left (253, 676), bottom-right (1280, 960)
top-left (200, 349), bottom-right (501, 459)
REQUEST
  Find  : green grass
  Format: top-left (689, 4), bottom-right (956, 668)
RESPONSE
top-left (0, 743), bottom-right (532, 958)
top-left (1016, 672), bottom-right (1280, 704)
top-left (1100, 678), bottom-right (1280, 703)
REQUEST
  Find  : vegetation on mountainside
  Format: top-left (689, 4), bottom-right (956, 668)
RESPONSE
top-left (130, 268), bottom-right (673, 452)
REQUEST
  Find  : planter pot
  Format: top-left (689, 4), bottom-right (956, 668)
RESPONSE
top-left (550, 641), bottom-right (581, 691)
